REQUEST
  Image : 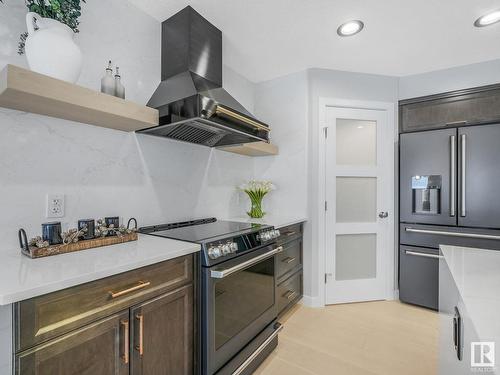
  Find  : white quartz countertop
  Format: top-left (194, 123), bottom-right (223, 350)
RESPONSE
top-left (0, 234), bottom-right (200, 305)
top-left (440, 245), bottom-right (500, 342)
top-left (225, 214), bottom-right (307, 229)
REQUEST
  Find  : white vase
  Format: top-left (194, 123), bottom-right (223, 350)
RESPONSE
top-left (24, 12), bottom-right (83, 83)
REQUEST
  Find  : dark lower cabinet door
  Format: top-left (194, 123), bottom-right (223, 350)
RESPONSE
top-left (131, 285), bottom-right (194, 375)
top-left (15, 311), bottom-right (129, 375)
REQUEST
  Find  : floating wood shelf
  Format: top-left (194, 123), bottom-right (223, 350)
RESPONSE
top-left (0, 64), bottom-right (158, 132)
top-left (218, 141), bottom-right (279, 157)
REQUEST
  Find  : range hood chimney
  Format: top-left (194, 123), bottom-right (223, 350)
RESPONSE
top-left (139, 6), bottom-right (270, 147)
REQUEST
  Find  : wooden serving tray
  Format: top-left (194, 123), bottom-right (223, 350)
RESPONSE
top-left (22, 232), bottom-right (138, 259)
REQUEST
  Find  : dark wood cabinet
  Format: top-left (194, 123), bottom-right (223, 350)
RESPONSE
top-left (276, 223), bottom-right (304, 317)
top-left (15, 311), bottom-right (130, 375)
top-left (399, 84), bottom-right (500, 133)
top-left (131, 285), bottom-right (194, 375)
top-left (14, 255), bottom-right (196, 375)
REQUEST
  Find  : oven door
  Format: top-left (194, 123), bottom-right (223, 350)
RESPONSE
top-left (202, 244), bottom-right (279, 375)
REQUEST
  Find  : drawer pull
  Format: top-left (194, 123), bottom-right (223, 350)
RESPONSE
top-left (283, 290), bottom-right (297, 300)
top-left (405, 250), bottom-right (443, 259)
top-left (284, 231), bottom-right (297, 237)
top-left (135, 313), bottom-right (144, 356)
top-left (121, 320), bottom-right (129, 364)
top-left (109, 280), bottom-right (151, 299)
top-left (282, 257), bottom-right (297, 264)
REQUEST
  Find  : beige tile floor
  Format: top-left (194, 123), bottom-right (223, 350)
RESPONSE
top-left (255, 300), bottom-right (438, 375)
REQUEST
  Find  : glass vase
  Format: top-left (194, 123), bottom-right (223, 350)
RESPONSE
top-left (247, 195), bottom-right (265, 218)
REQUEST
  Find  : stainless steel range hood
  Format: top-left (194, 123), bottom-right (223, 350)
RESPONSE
top-left (138, 6), bottom-right (270, 147)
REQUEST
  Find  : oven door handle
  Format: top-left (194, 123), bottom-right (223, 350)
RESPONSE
top-left (211, 246), bottom-right (283, 279)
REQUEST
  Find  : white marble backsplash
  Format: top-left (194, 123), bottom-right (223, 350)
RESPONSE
top-left (0, 0), bottom-right (256, 252)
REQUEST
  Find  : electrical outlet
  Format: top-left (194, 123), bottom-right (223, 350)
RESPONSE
top-left (46, 194), bottom-right (65, 218)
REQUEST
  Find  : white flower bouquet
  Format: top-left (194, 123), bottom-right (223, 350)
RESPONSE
top-left (238, 180), bottom-right (276, 218)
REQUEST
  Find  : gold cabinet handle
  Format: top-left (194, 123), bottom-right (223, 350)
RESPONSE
top-left (120, 320), bottom-right (129, 364)
top-left (283, 290), bottom-right (297, 300)
top-left (135, 313), bottom-right (144, 356)
top-left (282, 257), bottom-right (296, 264)
top-left (109, 281), bottom-right (150, 299)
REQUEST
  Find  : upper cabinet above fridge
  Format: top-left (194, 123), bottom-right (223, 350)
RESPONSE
top-left (400, 124), bottom-right (500, 229)
top-left (399, 85), bottom-right (500, 133)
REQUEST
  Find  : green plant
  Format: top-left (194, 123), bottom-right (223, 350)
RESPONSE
top-left (239, 180), bottom-right (276, 219)
top-left (1, 0), bottom-right (86, 54)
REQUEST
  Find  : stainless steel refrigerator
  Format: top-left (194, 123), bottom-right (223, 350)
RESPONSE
top-left (399, 124), bottom-right (500, 310)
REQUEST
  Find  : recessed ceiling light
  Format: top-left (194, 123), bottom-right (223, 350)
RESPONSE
top-left (474, 10), bottom-right (500, 27)
top-left (337, 20), bottom-right (364, 37)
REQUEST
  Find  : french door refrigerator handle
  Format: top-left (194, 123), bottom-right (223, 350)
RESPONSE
top-left (450, 135), bottom-right (456, 217)
top-left (405, 227), bottom-right (500, 240)
top-left (460, 134), bottom-right (466, 217)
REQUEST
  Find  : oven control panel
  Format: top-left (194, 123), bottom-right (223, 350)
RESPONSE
top-left (204, 225), bottom-right (277, 264)
top-left (207, 241), bottom-right (239, 259)
top-left (258, 229), bottom-right (280, 242)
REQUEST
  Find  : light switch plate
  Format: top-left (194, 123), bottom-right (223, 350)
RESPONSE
top-left (46, 194), bottom-right (65, 218)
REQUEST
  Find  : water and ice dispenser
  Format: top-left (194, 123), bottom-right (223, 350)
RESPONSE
top-left (411, 175), bottom-right (442, 215)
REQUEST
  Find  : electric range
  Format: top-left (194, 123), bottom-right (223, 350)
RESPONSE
top-left (140, 218), bottom-right (283, 375)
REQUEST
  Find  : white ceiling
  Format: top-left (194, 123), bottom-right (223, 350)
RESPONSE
top-left (129, 0), bottom-right (500, 83)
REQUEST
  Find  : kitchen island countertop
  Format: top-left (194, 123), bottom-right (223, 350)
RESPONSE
top-left (0, 234), bottom-right (200, 305)
top-left (440, 245), bottom-right (500, 343)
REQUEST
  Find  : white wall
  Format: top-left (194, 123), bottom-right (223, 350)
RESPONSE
top-left (253, 71), bottom-right (309, 218)
top-left (399, 59), bottom-right (500, 99)
top-left (0, 1), bottom-right (257, 252)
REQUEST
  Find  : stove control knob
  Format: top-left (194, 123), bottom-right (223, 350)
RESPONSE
top-left (261, 231), bottom-right (270, 241)
top-left (208, 246), bottom-right (221, 259)
top-left (221, 244), bottom-right (231, 255)
top-left (230, 242), bottom-right (239, 253)
top-left (274, 229), bottom-right (281, 238)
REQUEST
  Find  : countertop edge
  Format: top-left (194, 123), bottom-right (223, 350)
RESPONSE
top-left (225, 216), bottom-right (307, 229)
top-left (0, 241), bottom-right (200, 305)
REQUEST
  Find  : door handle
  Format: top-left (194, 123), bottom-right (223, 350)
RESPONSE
top-left (135, 313), bottom-right (144, 356)
top-left (450, 134), bottom-right (456, 217)
top-left (453, 306), bottom-right (462, 361)
top-left (460, 134), bottom-right (466, 217)
top-left (378, 212), bottom-right (389, 219)
top-left (120, 319), bottom-right (129, 364)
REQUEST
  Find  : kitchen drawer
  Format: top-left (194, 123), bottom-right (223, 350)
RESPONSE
top-left (276, 238), bottom-right (302, 281)
top-left (399, 245), bottom-right (439, 310)
top-left (15, 254), bottom-right (193, 352)
top-left (400, 223), bottom-right (500, 251)
top-left (277, 271), bottom-right (302, 316)
top-left (277, 223), bottom-right (302, 245)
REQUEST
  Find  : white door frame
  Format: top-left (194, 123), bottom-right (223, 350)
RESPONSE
top-left (317, 97), bottom-right (397, 307)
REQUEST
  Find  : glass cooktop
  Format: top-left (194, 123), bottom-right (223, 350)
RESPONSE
top-left (141, 219), bottom-right (267, 243)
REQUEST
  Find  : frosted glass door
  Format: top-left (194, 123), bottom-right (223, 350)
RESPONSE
top-left (325, 107), bottom-right (392, 304)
